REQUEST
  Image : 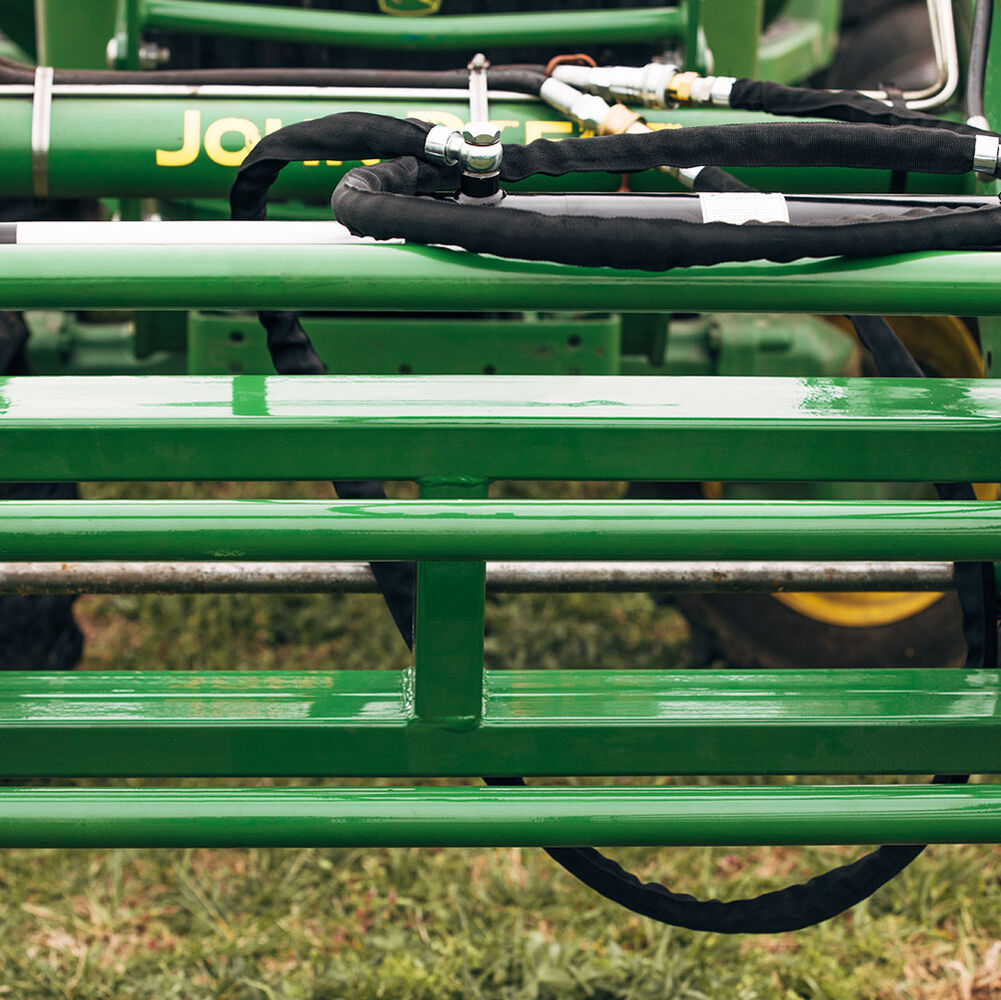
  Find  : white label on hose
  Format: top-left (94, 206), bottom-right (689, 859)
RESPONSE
top-left (698, 192), bottom-right (790, 225)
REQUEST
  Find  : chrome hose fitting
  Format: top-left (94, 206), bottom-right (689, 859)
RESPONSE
top-left (539, 77), bottom-right (612, 132)
top-left (459, 121), bottom-right (503, 200)
top-left (972, 132), bottom-right (1000, 175)
top-left (424, 124), bottom-right (466, 166)
top-left (552, 63), bottom-right (735, 110)
top-left (552, 62), bottom-right (678, 109)
top-left (423, 122), bottom-right (503, 200)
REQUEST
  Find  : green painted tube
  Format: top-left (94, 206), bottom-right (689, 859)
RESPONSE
top-left (1, 243), bottom-right (1000, 315)
top-left (2, 784), bottom-right (1000, 848)
top-left (0, 500), bottom-right (998, 562)
top-left (0, 94), bottom-right (970, 201)
top-left (142, 0), bottom-right (684, 50)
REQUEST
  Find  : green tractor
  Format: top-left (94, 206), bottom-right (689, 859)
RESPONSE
top-left (0, 0), bottom-right (998, 940)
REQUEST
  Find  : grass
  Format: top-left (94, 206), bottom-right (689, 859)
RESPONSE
top-left (2, 481), bottom-right (1000, 998)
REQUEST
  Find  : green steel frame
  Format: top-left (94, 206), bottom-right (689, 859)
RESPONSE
top-left (0, 0), bottom-right (999, 853)
top-left (0, 373), bottom-right (998, 850)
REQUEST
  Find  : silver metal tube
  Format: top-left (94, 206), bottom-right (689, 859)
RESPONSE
top-left (859, 0), bottom-right (958, 109)
top-left (467, 52), bottom-right (490, 124)
top-left (0, 561), bottom-right (958, 595)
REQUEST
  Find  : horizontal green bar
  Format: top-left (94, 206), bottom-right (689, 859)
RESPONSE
top-left (2, 375), bottom-right (1001, 483)
top-left (2, 243), bottom-right (1000, 315)
top-left (142, 0), bottom-right (684, 50)
top-left (2, 784), bottom-right (1000, 848)
top-left (0, 96), bottom-right (958, 201)
top-left (2, 670), bottom-right (998, 777)
top-left (0, 499), bottom-right (998, 562)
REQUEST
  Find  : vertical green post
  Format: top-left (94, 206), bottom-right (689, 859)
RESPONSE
top-left (701, 0), bottom-right (764, 77)
top-left (34, 0), bottom-right (119, 68)
top-left (684, 0), bottom-right (703, 71)
top-left (411, 479), bottom-right (488, 730)
top-left (109, 0), bottom-right (142, 70)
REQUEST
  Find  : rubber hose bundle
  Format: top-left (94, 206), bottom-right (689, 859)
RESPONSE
top-left (231, 110), bottom-right (998, 933)
top-left (327, 118), bottom-right (1001, 270)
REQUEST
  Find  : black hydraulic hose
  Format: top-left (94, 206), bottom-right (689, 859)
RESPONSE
top-left (231, 111), bottom-right (998, 934)
top-left (0, 55), bottom-right (546, 94)
top-left (230, 114), bottom-right (440, 643)
top-left (498, 120), bottom-right (983, 177)
top-left (333, 159), bottom-right (1001, 271)
top-left (690, 166), bottom-right (755, 193)
top-left (966, 0), bottom-right (995, 124)
top-left (728, 78), bottom-right (988, 137)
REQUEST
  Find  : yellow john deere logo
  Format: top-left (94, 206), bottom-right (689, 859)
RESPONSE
top-left (378, 0), bottom-right (442, 14)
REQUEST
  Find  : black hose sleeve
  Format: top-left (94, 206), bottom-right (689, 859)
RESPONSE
top-left (0, 55), bottom-right (546, 93)
top-left (230, 112), bottom-right (436, 223)
top-left (498, 122), bottom-right (978, 180)
top-left (486, 774), bottom-right (965, 934)
top-left (333, 161), bottom-right (1001, 271)
top-left (729, 78), bottom-right (990, 137)
top-left (690, 166), bottom-right (756, 193)
top-left (228, 113), bottom-right (436, 643)
top-left (966, 0), bottom-right (995, 123)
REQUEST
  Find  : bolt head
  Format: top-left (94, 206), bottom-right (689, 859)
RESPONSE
top-left (462, 120), bottom-right (501, 146)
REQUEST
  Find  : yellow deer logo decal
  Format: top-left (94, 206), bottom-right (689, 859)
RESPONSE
top-left (378, 0), bottom-right (442, 15)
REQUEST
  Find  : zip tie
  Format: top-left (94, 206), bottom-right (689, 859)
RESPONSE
top-left (30, 66), bottom-right (54, 199)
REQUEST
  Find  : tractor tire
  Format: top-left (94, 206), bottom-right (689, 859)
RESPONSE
top-left (645, 316), bottom-right (987, 672)
top-left (674, 591), bottom-right (967, 669)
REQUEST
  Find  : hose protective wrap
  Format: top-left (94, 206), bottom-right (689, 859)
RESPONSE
top-left (334, 159), bottom-right (1001, 270)
top-left (729, 78), bottom-right (987, 136)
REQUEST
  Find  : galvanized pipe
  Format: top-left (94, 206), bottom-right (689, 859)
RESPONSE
top-left (140, 0), bottom-right (686, 50)
top-left (0, 560), bottom-right (961, 595)
top-left (0, 500), bottom-right (997, 562)
top-left (1, 242), bottom-right (1000, 314)
top-left (1, 784), bottom-right (999, 848)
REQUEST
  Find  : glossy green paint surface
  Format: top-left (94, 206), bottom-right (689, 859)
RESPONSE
top-left (187, 312), bottom-right (621, 376)
top-left (0, 97), bottom-right (968, 200)
top-left (35, 0), bottom-right (118, 68)
top-left (0, 243), bottom-right (996, 315)
top-left (1, 375), bottom-right (1000, 483)
top-left (0, 670), bottom-right (997, 777)
top-left (413, 480), bottom-right (487, 728)
top-left (2, 784), bottom-right (999, 848)
top-left (141, 0), bottom-right (686, 49)
top-left (0, 499), bottom-right (998, 562)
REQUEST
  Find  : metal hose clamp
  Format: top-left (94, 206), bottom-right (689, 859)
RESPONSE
top-left (972, 132), bottom-right (1000, 175)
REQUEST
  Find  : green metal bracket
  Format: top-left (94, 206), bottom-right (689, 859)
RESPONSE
top-left (187, 311), bottom-right (621, 377)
